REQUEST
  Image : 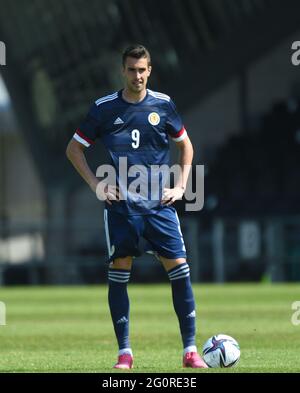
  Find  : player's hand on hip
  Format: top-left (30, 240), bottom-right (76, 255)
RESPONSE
top-left (96, 183), bottom-right (120, 205)
top-left (161, 187), bottom-right (184, 206)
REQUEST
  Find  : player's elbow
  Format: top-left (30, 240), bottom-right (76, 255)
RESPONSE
top-left (66, 139), bottom-right (86, 164)
top-left (182, 138), bottom-right (194, 163)
top-left (177, 136), bottom-right (193, 154)
top-left (66, 141), bottom-right (73, 161)
top-left (188, 139), bottom-right (194, 155)
top-left (186, 137), bottom-right (194, 157)
top-left (66, 140), bottom-right (80, 161)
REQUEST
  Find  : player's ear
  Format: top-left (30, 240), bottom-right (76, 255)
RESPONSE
top-left (147, 65), bottom-right (152, 77)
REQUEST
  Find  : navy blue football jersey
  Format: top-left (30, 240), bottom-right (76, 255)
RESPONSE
top-left (73, 89), bottom-right (188, 215)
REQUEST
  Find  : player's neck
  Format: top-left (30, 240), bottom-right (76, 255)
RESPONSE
top-left (122, 88), bottom-right (147, 104)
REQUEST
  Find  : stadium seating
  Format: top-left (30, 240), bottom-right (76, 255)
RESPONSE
top-left (205, 98), bottom-right (300, 215)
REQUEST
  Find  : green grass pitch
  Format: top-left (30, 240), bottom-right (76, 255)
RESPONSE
top-left (0, 283), bottom-right (300, 373)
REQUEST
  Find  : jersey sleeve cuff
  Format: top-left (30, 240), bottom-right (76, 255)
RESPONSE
top-left (73, 129), bottom-right (95, 147)
top-left (171, 126), bottom-right (187, 142)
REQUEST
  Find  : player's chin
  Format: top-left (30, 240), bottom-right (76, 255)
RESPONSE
top-left (132, 83), bottom-right (144, 91)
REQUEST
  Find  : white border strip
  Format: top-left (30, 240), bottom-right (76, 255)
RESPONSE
top-left (172, 129), bottom-right (187, 142)
top-left (73, 133), bottom-right (90, 147)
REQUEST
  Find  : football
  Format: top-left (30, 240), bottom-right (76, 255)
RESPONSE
top-left (202, 334), bottom-right (240, 368)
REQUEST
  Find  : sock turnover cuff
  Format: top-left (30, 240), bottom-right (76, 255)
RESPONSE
top-left (108, 268), bottom-right (131, 283)
top-left (168, 263), bottom-right (190, 281)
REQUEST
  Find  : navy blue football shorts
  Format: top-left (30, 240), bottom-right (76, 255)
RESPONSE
top-left (103, 206), bottom-right (187, 262)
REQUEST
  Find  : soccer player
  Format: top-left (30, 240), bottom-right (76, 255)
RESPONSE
top-left (66, 44), bottom-right (207, 369)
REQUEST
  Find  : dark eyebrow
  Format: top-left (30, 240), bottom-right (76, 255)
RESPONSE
top-left (128, 67), bottom-right (147, 71)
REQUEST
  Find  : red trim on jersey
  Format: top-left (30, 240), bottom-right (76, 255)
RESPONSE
top-left (171, 126), bottom-right (186, 138)
top-left (75, 129), bottom-right (95, 145)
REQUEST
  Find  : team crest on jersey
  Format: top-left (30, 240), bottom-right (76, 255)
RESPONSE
top-left (148, 112), bottom-right (160, 126)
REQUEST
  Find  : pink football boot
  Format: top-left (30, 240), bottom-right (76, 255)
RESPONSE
top-left (183, 352), bottom-right (208, 368)
top-left (113, 354), bottom-right (134, 369)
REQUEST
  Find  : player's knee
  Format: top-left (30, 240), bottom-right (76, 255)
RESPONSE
top-left (110, 256), bottom-right (132, 270)
top-left (159, 256), bottom-right (186, 272)
top-left (166, 261), bottom-right (190, 282)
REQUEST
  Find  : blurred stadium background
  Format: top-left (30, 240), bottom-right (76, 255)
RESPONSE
top-left (1, 0), bottom-right (300, 286)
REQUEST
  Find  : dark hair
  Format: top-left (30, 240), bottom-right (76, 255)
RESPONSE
top-left (122, 44), bottom-right (151, 67)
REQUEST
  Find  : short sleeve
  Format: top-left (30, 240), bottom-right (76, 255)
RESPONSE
top-left (165, 99), bottom-right (188, 142)
top-left (73, 103), bottom-right (101, 147)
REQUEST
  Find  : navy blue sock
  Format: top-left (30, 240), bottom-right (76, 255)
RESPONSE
top-left (168, 263), bottom-right (196, 349)
top-left (108, 268), bottom-right (131, 351)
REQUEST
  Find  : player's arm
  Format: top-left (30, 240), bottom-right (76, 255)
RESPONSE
top-left (161, 135), bottom-right (193, 206)
top-left (66, 139), bottom-right (99, 192)
top-left (174, 135), bottom-right (194, 191)
top-left (66, 139), bottom-right (118, 204)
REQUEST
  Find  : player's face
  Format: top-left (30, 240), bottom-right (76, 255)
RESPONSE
top-left (122, 57), bottom-right (151, 94)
